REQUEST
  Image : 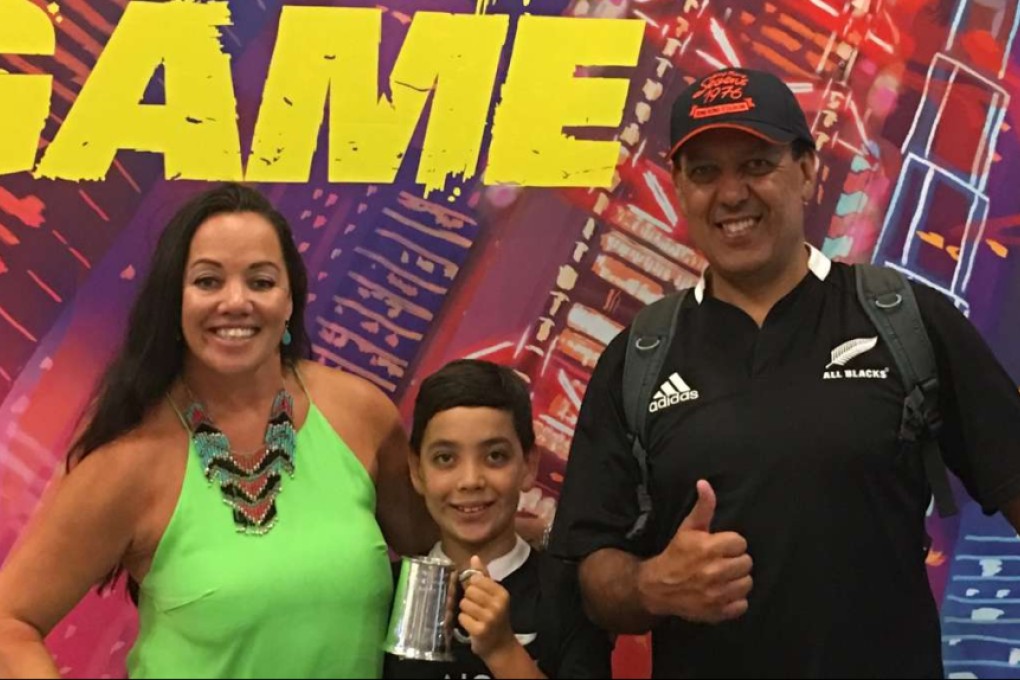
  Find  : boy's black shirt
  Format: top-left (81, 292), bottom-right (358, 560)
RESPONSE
top-left (384, 538), bottom-right (612, 679)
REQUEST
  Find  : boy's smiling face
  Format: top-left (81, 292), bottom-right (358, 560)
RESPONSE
top-left (411, 406), bottom-right (538, 559)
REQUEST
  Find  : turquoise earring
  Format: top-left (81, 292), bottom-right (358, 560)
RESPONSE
top-left (282, 321), bottom-right (292, 347)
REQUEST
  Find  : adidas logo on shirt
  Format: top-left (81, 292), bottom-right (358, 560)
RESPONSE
top-left (649, 372), bottom-right (700, 412)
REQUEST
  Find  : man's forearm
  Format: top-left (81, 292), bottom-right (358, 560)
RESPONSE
top-left (578, 548), bottom-right (659, 634)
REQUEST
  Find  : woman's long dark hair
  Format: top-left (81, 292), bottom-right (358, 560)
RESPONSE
top-left (67, 183), bottom-right (311, 591)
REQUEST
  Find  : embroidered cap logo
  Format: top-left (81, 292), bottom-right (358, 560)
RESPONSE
top-left (690, 71), bottom-right (755, 119)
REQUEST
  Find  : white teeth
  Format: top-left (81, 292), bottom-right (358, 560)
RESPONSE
top-left (455, 504), bottom-right (489, 514)
top-left (720, 217), bottom-right (757, 237)
top-left (215, 328), bottom-right (256, 339)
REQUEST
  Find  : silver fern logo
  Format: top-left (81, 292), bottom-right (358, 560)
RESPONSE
top-left (823, 337), bottom-right (889, 381)
top-left (826, 337), bottom-right (878, 368)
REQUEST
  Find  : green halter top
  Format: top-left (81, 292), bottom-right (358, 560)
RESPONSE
top-left (127, 393), bottom-right (393, 678)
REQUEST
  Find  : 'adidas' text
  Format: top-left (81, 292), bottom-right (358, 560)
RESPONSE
top-left (649, 390), bottom-right (700, 412)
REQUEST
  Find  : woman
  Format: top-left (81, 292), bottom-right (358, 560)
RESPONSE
top-left (0, 183), bottom-right (435, 678)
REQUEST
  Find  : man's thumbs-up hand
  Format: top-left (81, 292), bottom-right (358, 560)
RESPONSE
top-left (637, 480), bottom-right (753, 624)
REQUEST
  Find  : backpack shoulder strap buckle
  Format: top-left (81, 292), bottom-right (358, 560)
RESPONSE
top-left (635, 336), bottom-right (662, 352)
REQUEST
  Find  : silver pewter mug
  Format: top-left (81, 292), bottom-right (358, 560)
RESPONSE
top-left (383, 556), bottom-right (460, 662)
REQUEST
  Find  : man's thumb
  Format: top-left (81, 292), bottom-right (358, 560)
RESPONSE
top-left (679, 479), bottom-right (716, 532)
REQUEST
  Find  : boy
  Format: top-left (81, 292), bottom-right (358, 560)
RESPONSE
top-left (384, 359), bottom-right (611, 679)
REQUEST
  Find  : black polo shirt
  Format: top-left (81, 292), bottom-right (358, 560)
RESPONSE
top-left (384, 537), bottom-right (611, 679)
top-left (551, 247), bottom-right (1020, 678)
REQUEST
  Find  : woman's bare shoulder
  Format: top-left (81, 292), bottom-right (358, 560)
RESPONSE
top-left (297, 360), bottom-right (399, 423)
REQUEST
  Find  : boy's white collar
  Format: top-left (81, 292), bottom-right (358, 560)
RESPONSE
top-left (428, 535), bottom-right (532, 582)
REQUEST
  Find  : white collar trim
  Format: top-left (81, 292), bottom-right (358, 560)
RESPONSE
top-left (428, 535), bottom-right (531, 582)
top-left (693, 243), bottom-right (831, 304)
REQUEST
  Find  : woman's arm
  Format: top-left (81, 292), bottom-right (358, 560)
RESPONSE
top-left (0, 442), bottom-right (147, 678)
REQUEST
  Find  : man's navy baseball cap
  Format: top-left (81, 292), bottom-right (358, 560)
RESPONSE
top-left (669, 67), bottom-right (815, 161)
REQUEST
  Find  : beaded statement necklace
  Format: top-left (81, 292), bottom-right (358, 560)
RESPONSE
top-left (181, 388), bottom-right (297, 535)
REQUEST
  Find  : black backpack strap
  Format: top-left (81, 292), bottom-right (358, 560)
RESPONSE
top-left (621, 291), bottom-right (688, 540)
top-left (854, 265), bottom-right (957, 517)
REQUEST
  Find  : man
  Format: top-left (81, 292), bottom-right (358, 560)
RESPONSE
top-left (549, 67), bottom-right (1020, 678)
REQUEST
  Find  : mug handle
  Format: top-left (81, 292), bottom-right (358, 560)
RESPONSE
top-left (459, 569), bottom-right (483, 585)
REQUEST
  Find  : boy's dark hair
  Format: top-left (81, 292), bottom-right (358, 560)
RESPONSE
top-left (411, 359), bottom-right (535, 454)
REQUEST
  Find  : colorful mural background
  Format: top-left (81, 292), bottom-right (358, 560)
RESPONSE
top-left (1, 0), bottom-right (1019, 677)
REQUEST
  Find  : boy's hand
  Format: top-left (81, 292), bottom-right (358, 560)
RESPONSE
top-left (458, 556), bottom-right (517, 661)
